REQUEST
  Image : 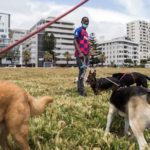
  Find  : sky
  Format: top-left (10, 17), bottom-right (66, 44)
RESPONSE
top-left (0, 0), bottom-right (150, 40)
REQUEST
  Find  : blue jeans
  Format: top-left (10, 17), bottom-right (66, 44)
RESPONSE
top-left (76, 56), bottom-right (89, 95)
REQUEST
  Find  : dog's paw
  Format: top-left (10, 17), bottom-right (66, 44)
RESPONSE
top-left (74, 77), bottom-right (78, 83)
top-left (124, 131), bottom-right (131, 136)
top-left (104, 131), bottom-right (111, 137)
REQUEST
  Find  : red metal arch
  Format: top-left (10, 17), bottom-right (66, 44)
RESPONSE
top-left (0, 0), bottom-right (89, 55)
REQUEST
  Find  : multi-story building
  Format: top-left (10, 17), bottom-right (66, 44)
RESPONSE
top-left (10, 29), bottom-right (27, 43)
top-left (0, 12), bottom-right (10, 49)
top-left (0, 12), bottom-right (11, 65)
top-left (10, 29), bottom-right (28, 65)
top-left (97, 36), bottom-right (139, 66)
top-left (127, 20), bottom-right (150, 61)
top-left (24, 16), bottom-right (75, 67)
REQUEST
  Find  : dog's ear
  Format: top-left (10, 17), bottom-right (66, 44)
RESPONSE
top-left (93, 70), bottom-right (96, 76)
top-left (89, 70), bottom-right (92, 74)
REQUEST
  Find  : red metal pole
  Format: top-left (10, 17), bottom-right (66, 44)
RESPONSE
top-left (0, 0), bottom-right (89, 55)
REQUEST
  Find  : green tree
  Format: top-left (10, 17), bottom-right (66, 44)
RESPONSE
top-left (89, 33), bottom-right (99, 67)
top-left (140, 59), bottom-right (147, 67)
top-left (124, 59), bottom-right (133, 64)
top-left (147, 58), bottom-right (150, 61)
top-left (89, 33), bottom-right (97, 55)
top-left (22, 50), bottom-right (31, 66)
top-left (5, 49), bottom-right (20, 65)
top-left (43, 51), bottom-right (53, 62)
top-left (0, 54), bottom-right (5, 65)
top-left (140, 59), bottom-right (147, 65)
top-left (63, 51), bottom-right (71, 66)
top-left (98, 53), bottom-right (107, 66)
top-left (42, 32), bottom-right (56, 62)
top-left (90, 55), bottom-right (95, 67)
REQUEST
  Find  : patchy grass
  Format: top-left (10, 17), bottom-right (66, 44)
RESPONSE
top-left (0, 67), bottom-right (150, 150)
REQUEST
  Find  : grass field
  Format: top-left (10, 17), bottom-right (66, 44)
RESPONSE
top-left (0, 67), bottom-right (150, 150)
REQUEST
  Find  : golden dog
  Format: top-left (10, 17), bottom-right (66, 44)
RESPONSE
top-left (0, 81), bottom-right (53, 150)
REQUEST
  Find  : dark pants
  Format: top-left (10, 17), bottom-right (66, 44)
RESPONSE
top-left (76, 56), bottom-right (89, 95)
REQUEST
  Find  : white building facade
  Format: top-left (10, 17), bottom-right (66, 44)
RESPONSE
top-left (24, 16), bottom-right (75, 67)
top-left (127, 20), bottom-right (150, 60)
top-left (0, 12), bottom-right (10, 49)
top-left (10, 29), bottom-right (28, 65)
top-left (10, 29), bottom-right (27, 43)
top-left (0, 13), bottom-right (11, 65)
top-left (22, 35), bottom-right (38, 66)
top-left (97, 36), bottom-right (139, 66)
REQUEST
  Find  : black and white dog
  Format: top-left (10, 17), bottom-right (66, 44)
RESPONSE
top-left (105, 86), bottom-right (150, 150)
top-left (112, 72), bottom-right (150, 88)
top-left (86, 70), bottom-right (120, 95)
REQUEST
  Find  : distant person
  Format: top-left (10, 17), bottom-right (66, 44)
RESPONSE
top-left (74, 16), bottom-right (90, 96)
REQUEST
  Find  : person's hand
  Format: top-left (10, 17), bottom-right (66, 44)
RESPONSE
top-left (79, 52), bottom-right (84, 58)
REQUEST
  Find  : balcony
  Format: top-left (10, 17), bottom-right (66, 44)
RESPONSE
top-left (124, 55), bottom-right (129, 58)
top-left (45, 28), bottom-right (73, 34)
top-left (56, 44), bottom-right (74, 49)
top-left (49, 24), bottom-right (74, 29)
top-left (54, 34), bottom-right (74, 39)
top-left (124, 50), bottom-right (128, 53)
top-left (57, 39), bottom-right (73, 44)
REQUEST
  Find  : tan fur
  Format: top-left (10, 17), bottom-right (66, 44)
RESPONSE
top-left (0, 81), bottom-right (53, 150)
top-left (128, 96), bottom-right (150, 150)
top-left (105, 95), bottom-right (150, 150)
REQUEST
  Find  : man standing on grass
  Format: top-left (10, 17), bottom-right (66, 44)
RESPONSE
top-left (74, 16), bottom-right (90, 96)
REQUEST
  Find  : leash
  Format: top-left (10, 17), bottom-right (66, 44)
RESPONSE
top-left (80, 55), bottom-right (89, 79)
top-left (119, 73), bottom-right (127, 81)
top-left (131, 73), bottom-right (136, 83)
top-left (120, 73), bottom-right (136, 83)
top-left (104, 77), bottom-right (120, 87)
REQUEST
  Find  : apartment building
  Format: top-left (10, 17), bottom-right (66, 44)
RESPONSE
top-left (0, 12), bottom-right (11, 65)
top-left (10, 29), bottom-right (27, 42)
top-left (127, 20), bottom-right (150, 60)
top-left (10, 29), bottom-right (28, 65)
top-left (97, 36), bottom-right (139, 66)
top-left (0, 12), bottom-right (10, 49)
top-left (24, 16), bottom-right (75, 67)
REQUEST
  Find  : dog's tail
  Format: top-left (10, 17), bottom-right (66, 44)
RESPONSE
top-left (27, 94), bottom-right (53, 116)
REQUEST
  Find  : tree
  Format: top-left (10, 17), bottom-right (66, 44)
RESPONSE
top-left (0, 54), bottom-right (5, 65)
top-left (90, 55), bottom-right (95, 67)
top-left (89, 33), bottom-right (97, 56)
top-left (90, 55), bottom-right (101, 67)
top-left (98, 53), bottom-right (107, 66)
top-left (110, 61), bottom-right (115, 67)
top-left (124, 59), bottom-right (133, 64)
top-left (89, 33), bottom-right (99, 67)
top-left (140, 59), bottom-right (147, 65)
top-left (42, 32), bottom-right (56, 63)
top-left (63, 51), bottom-right (71, 66)
top-left (22, 50), bottom-right (31, 66)
top-left (43, 51), bottom-right (53, 62)
top-left (147, 58), bottom-right (150, 61)
top-left (5, 49), bottom-right (20, 65)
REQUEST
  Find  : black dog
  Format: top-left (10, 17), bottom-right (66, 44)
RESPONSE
top-left (86, 70), bottom-right (120, 95)
top-left (105, 86), bottom-right (150, 150)
top-left (112, 72), bottom-right (150, 88)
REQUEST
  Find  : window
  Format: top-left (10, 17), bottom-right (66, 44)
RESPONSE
top-left (1, 35), bottom-right (6, 38)
top-left (0, 29), bottom-right (4, 32)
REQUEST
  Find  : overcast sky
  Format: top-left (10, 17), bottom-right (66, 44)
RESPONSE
top-left (0, 0), bottom-right (150, 40)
